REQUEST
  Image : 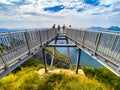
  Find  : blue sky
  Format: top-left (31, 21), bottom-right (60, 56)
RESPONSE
top-left (0, 0), bottom-right (120, 28)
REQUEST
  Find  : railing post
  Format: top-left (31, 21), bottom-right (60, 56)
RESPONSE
top-left (0, 53), bottom-right (8, 69)
top-left (76, 49), bottom-right (81, 74)
top-left (42, 48), bottom-right (47, 73)
top-left (24, 31), bottom-right (31, 54)
top-left (94, 32), bottom-right (102, 55)
top-left (46, 30), bottom-right (49, 44)
top-left (81, 30), bottom-right (86, 47)
top-left (108, 33), bottom-right (118, 56)
top-left (55, 31), bottom-right (57, 44)
top-left (74, 30), bottom-right (78, 44)
top-left (38, 30), bottom-right (42, 46)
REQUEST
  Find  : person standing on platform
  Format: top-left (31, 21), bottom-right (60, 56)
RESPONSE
top-left (52, 24), bottom-right (55, 29)
top-left (69, 25), bottom-right (71, 28)
top-left (62, 24), bottom-right (65, 34)
top-left (58, 25), bottom-right (60, 33)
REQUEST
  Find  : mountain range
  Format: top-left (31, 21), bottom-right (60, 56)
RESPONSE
top-left (88, 26), bottom-right (120, 31)
top-left (0, 26), bottom-right (120, 32)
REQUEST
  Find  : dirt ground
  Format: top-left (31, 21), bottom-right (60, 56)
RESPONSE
top-left (38, 68), bottom-right (85, 76)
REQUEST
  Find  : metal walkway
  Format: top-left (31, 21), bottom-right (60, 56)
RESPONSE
top-left (0, 28), bottom-right (120, 78)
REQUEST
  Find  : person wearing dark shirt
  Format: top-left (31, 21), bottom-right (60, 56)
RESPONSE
top-left (69, 25), bottom-right (71, 28)
top-left (52, 24), bottom-right (55, 29)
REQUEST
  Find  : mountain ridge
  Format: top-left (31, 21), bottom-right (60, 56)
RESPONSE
top-left (0, 26), bottom-right (120, 32)
top-left (88, 26), bottom-right (120, 31)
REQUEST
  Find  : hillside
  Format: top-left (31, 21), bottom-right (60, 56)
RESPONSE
top-left (0, 48), bottom-right (120, 90)
top-left (0, 60), bottom-right (112, 90)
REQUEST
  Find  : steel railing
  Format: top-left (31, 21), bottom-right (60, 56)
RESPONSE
top-left (0, 29), bottom-right (57, 71)
top-left (0, 27), bottom-right (120, 77)
top-left (66, 28), bottom-right (120, 73)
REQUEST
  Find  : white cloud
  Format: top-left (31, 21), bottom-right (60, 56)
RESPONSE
top-left (100, 0), bottom-right (119, 5)
top-left (0, 0), bottom-right (11, 4)
top-left (0, 0), bottom-right (120, 28)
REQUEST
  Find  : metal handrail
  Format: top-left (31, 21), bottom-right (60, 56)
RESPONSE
top-left (0, 28), bottom-right (57, 71)
top-left (66, 28), bottom-right (120, 74)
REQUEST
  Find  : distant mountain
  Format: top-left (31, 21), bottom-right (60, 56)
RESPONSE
top-left (108, 26), bottom-right (120, 31)
top-left (0, 28), bottom-right (27, 33)
top-left (88, 27), bottom-right (105, 30)
top-left (0, 28), bottom-right (8, 32)
top-left (88, 26), bottom-right (120, 31)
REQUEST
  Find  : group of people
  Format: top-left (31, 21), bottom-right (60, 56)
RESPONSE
top-left (52, 24), bottom-right (71, 33)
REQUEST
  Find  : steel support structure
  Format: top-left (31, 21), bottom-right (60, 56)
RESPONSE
top-left (1, 28), bottom-right (120, 78)
top-left (66, 37), bottom-right (73, 70)
top-left (42, 48), bottom-right (47, 73)
top-left (76, 49), bottom-right (81, 74)
top-left (50, 47), bottom-right (55, 70)
top-left (47, 44), bottom-right (76, 47)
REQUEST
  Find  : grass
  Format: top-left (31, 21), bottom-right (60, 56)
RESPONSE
top-left (83, 67), bottom-right (120, 90)
top-left (0, 58), bottom-right (114, 90)
top-left (0, 69), bottom-right (112, 90)
top-left (0, 48), bottom-right (119, 90)
top-left (45, 47), bottom-right (69, 68)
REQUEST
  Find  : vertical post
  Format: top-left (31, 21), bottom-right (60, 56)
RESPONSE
top-left (24, 31), bottom-right (31, 54)
top-left (50, 47), bottom-right (55, 70)
top-left (82, 30), bottom-right (86, 47)
top-left (46, 30), bottom-right (49, 44)
top-left (38, 30), bottom-right (42, 46)
top-left (55, 36), bottom-right (57, 44)
top-left (94, 32), bottom-right (101, 55)
top-left (68, 47), bottom-right (72, 70)
top-left (66, 37), bottom-right (72, 70)
top-left (108, 34), bottom-right (117, 56)
top-left (0, 53), bottom-right (8, 69)
top-left (42, 48), bottom-right (47, 73)
top-left (76, 49), bottom-right (81, 74)
top-left (65, 28), bottom-right (67, 35)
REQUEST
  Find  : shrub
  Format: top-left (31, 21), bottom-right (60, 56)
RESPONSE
top-left (83, 67), bottom-right (120, 90)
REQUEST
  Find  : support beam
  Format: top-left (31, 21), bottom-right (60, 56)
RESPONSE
top-left (68, 47), bottom-right (72, 70)
top-left (66, 37), bottom-right (73, 70)
top-left (42, 48), bottom-right (47, 73)
top-left (47, 44), bottom-right (77, 47)
top-left (56, 38), bottom-right (66, 40)
top-left (76, 49), bottom-right (81, 74)
top-left (50, 47), bottom-right (55, 70)
top-left (55, 36), bottom-right (57, 44)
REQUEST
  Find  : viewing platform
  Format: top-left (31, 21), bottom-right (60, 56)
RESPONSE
top-left (0, 28), bottom-right (120, 78)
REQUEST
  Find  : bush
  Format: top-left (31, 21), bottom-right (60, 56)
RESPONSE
top-left (83, 67), bottom-right (120, 90)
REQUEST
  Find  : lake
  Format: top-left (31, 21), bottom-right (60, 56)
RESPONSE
top-left (57, 47), bottom-right (103, 68)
